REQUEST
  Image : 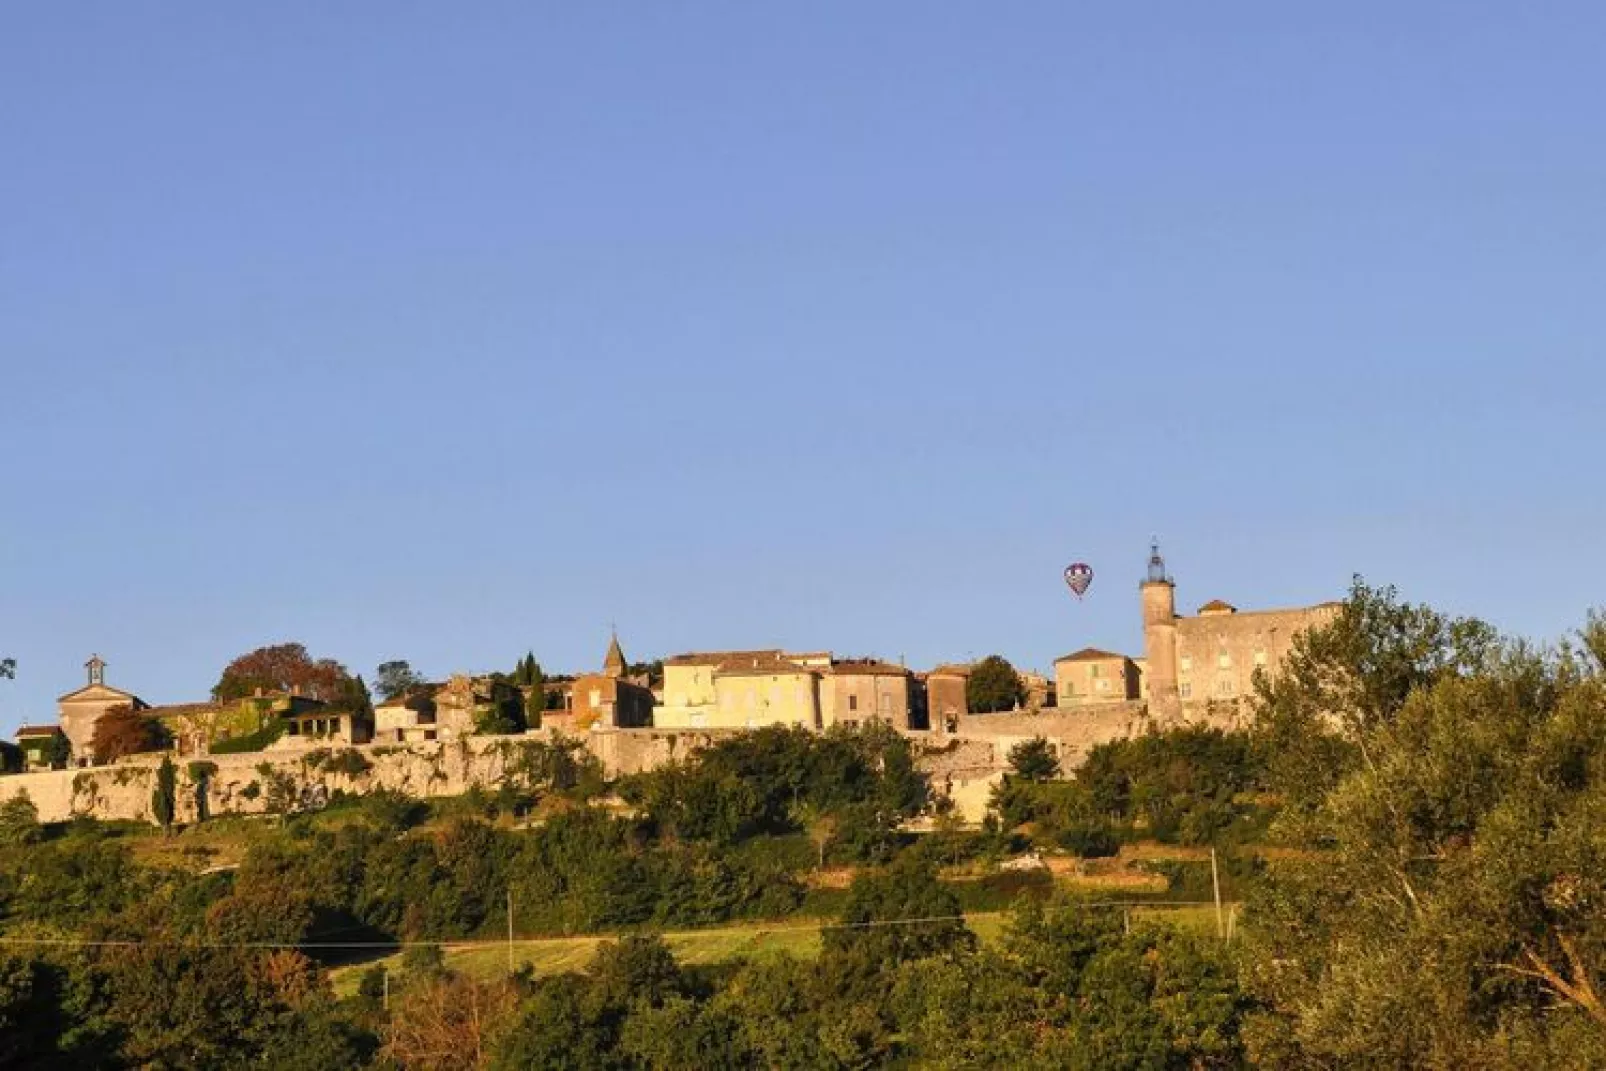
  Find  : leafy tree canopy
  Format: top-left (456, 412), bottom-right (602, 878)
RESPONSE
top-left (90, 704), bottom-right (167, 764)
top-left (374, 660), bottom-right (424, 702)
top-left (1008, 736), bottom-right (1060, 782)
top-left (967, 655), bottom-right (1025, 714)
top-left (213, 643), bottom-right (352, 703)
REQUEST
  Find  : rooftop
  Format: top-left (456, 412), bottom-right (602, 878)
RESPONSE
top-left (829, 659), bottom-right (909, 677)
top-left (715, 654), bottom-right (818, 677)
top-left (1055, 647), bottom-right (1131, 664)
top-left (664, 649), bottom-right (783, 668)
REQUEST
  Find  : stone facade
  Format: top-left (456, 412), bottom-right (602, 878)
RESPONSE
top-left (568, 674), bottom-right (655, 730)
top-left (56, 656), bottom-right (147, 764)
top-left (820, 660), bottom-right (912, 730)
top-left (1054, 648), bottom-right (1141, 706)
top-left (1139, 544), bottom-right (1338, 721)
top-left (924, 664), bottom-right (970, 732)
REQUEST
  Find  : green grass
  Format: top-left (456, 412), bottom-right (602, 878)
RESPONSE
top-left (329, 920), bottom-right (829, 997)
top-left (326, 903), bottom-right (1230, 998)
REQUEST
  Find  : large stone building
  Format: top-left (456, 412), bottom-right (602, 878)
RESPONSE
top-left (819, 659), bottom-right (915, 730)
top-left (1054, 648), bottom-right (1142, 706)
top-left (565, 633), bottom-right (655, 731)
top-left (655, 649), bottom-right (917, 730)
top-left (57, 655), bottom-right (148, 764)
top-left (1139, 542), bottom-right (1339, 721)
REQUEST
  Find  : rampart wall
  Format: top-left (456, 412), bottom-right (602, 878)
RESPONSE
top-left (0, 704), bottom-right (1238, 826)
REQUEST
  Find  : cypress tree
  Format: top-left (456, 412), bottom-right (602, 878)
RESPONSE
top-left (152, 755), bottom-right (177, 832)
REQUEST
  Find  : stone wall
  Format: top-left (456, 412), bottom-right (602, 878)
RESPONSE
top-left (0, 708), bottom-right (1240, 827)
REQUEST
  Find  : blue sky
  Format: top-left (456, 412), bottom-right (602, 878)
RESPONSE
top-left (3, 5), bottom-right (1603, 730)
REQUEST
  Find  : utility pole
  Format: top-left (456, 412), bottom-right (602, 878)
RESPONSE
top-left (1210, 847), bottom-right (1224, 940)
top-left (382, 966), bottom-right (389, 1010)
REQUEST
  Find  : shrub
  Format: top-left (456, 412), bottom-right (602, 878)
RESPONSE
top-left (325, 749), bottom-right (373, 777)
top-left (211, 718), bottom-right (288, 755)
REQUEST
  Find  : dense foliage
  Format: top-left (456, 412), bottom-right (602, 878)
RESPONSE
top-left (212, 642), bottom-right (354, 704)
top-left (966, 654), bottom-right (1025, 713)
top-left (89, 704), bottom-right (169, 764)
top-left (619, 723), bottom-right (927, 864)
top-left (5, 585), bottom-right (1606, 1067)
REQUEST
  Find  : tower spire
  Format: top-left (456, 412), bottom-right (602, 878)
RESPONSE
top-left (603, 628), bottom-right (627, 679)
top-left (1145, 537), bottom-right (1170, 584)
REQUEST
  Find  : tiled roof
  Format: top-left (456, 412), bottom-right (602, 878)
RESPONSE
top-left (665, 649), bottom-right (782, 668)
top-left (829, 659), bottom-right (909, 677)
top-left (928, 663), bottom-right (973, 677)
top-left (1054, 647), bottom-right (1130, 663)
top-left (1197, 599), bottom-right (1237, 613)
top-left (715, 654), bottom-right (818, 677)
top-left (16, 725), bottom-right (61, 738)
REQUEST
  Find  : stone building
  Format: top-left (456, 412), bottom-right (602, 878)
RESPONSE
top-left (57, 655), bottom-right (148, 764)
top-left (656, 650), bottom-right (779, 728)
top-left (1139, 542), bottom-right (1339, 721)
top-left (924, 664), bottom-right (971, 733)
top-left (374, 687), bottom-right (444, 744)
top-left (820, 659), bottom-right (913, 730)
top-left (655, 649), bottom-right (916, 730)
top-left (711, 653), bottom-right (822, 729)
top-left (16, 725), bottom-right (66, 770)
top-left (567, 633), bottom-right (655, 731)
top-left (1054, 648), bottom-right (1142, 706)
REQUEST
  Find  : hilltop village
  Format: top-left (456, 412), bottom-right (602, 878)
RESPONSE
top-left (3, 545), bottom-right (1336, 824)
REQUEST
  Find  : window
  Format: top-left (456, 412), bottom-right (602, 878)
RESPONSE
top-left (1180, 656), bottom-right (1193, 672)
top-left (848, 695), bottom-right (858, 712)
top-left (1089, 664), bottom-right (1102, 678)
top-left (879, 692), bottom-right (892, 713)
top-left (1097, 678), bottom-right (1110, 692)
top-left (1179, 682), bottom-right (1193, 699)
top-left (1216, 677), bottom-right (1236, 697)
top-left (1254, 649), bottom-right (1268, 667)
top-left (1217, 653), bottom-right (1231, 669)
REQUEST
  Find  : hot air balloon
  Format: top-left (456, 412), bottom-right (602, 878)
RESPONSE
top-left (1064, 562), bottom-right (1093, 599)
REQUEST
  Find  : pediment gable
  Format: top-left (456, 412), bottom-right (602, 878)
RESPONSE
top-left (57, 683), bottom-right (143, 705)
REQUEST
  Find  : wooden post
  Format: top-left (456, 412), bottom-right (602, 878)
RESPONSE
top-left (1210, 847), bottom-right (1225, 939)
top-left (507, 890), bottom-right (515, 974)
top-left (382, 966), bottom-right (389, 1010)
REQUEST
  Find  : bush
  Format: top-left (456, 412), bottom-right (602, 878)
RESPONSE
top-left (325, 749), bottom-right (372, 777)
top-left (211, 718), bottom-right (287, 755)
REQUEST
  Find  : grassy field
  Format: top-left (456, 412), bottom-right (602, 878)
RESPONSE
top-left (327, 902), bottom-right (1229, 997)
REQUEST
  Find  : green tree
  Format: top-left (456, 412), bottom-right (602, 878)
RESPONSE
top-left (967, 655), bottom-right (1025, 713)
top-left (0, 792), bottom-right (40, 847)
top-left (151, 755), bottom-right (177, 832)
top-left (1253, 577), bottom-right (1498, 819)
top-left (0, 658), bottom-right (13, 679)
top-left (1007, 736), bottom-right (1060, 782)
top-left (46, 731), bottom-right (71, 770)
top-left (824, 854), bottom-right (974, 969)
top-left (374, 660), bottom-right (424, 701)
top-left (523, 660), bottom-right (546, 729)
top-left (510, 652), bottom-right (539, 687)
top-left (1243, 611), bottom-right (1606, 1068)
